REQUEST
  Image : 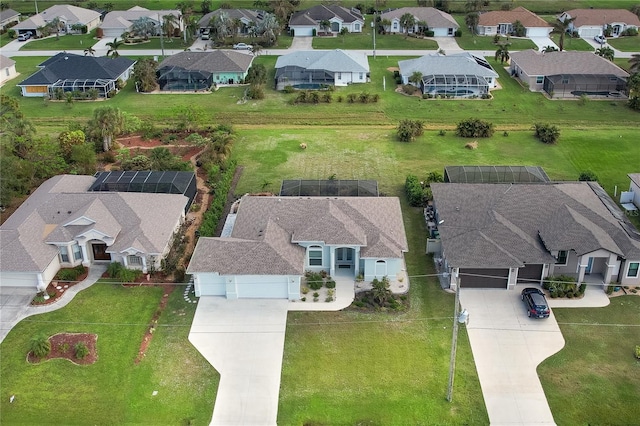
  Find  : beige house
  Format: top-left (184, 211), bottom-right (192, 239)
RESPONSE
top-left (477, 6), bottom-right (552, 37)
top-left (559, 9), bottom-right (640, 38)
top-left (13, 4), bottom-right (101, 37)
top-left (0, 55), bottom-right (17, 86)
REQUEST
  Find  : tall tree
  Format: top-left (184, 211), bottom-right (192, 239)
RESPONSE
top-left (553, 17), bottom-right (575, 51)
top-left (132, 16), bottom-right (155, 39)
top-left (88, 106), bottom-right (125, 151)
top-left (465, 12), bottom-right (479, 34)
top-left (494, 43), bottom-right (510, 63)
top-left (399, 13), bottom-right (416, 36)
top-left (84, 46), bottom-right (96, 56)
top-left (409, 71), bottom-right (423, 86)
top-left (628, 54), bottom-right (640, 74)
top-left (106, 38), bottom-right (123, 58)
top-left (211, 11), bottom-right (232, 42)
top-left (163, 13), bottom-right (179, 37)
top-left (256, 12), bottom-right (280, 45)
top-left (49, 17), bottom-right (65, 40)
top-left (132, 58), bottom-right (159, 92)
top-left (319, 19), bottom-right (331, 34)
top-left (201, 0), bottom-right (212, 14)
top-left (176, 1), bottom-right (195, 42)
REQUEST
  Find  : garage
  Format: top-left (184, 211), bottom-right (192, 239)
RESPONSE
top-left (235, 276), bottom-right (290, 299)
top-left (579, 27), bottom-right (601, 37)
top-left (0, 272), bottom-right (38, 288)
top-left (517, 264), bottom-right (543, 284)
top-left (526, 27), bottom-right (552, 37)
top-left (459, 268), bottom-right (508, 288)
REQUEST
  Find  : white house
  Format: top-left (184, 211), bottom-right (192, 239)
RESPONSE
top-left (0, 55), bottom-right (17, 86)
top-left (379, 7), bottom-right (459, 36)
top-left (187, 195), bottom-right (409, 300)
top-left (288, 5), bottom-right (363, 36)
top-left (0, 8), bottom-right (20, 31)
top-left (477, 6), bottom-right (552, 37)
top-left (99, 6), bottom-right (183, 38)
top-left (274, 49), bottom-right (369, 89)
top-left (559, 9), bottom-right (640, 38)
top-left (0, 175), bottom-right (188, 291)
top-left (13, 4), bottom-right (100, 37)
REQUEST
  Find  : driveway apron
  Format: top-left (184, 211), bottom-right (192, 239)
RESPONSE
top-left (0, 287), bottom-right (34, 343)
top-left (460, 288), bottom-right (565, 426)
top-left (189, 297), bottom-right (289, 426)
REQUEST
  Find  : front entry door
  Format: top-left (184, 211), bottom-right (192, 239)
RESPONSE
top-left (586, 257), bottom-right (594, 275)
top-left (335, 248), bottom-right (353, 269)
top-left (92, 243), bottom-right (111, 261)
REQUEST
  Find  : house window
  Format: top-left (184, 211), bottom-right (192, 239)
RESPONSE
top-left (536, 76), bottom-right (544, 84)
top-left (59, 246), bottom-right (69, 263)
top-left (308, 246), bottom-right (323, 266)
top-left (556, 250), bottom-right (568, 265)
top-left (393, 22), bottom-right (398, 31)
top-left (359, 72), bottom-right (363, 80)
top-left (354, 23), bottom-right (360, 31)
top-left (337, 72), bottom-right (342, 80)
top-left (128, 255), bottom-right (142, 265)
top-left (72, 243), bottom-right (83, 261)
top-left (628, 262), bottom-right (639, 278)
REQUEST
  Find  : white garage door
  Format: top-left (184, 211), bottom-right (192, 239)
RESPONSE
top-left (0, 272), bottom-right (38, 288)
top-left (291, 26), bottom-right (314, 36)
top-left (527, 27), bottom-right (551, 37)
top-left (195, 273), bottom-right (226, 296)
top-left (580, 28), bottom-right (601, 37)
top-left (236, 276), bottom-right (289, 299)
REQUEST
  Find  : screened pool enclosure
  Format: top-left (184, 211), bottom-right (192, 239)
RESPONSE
top-left (421, 74), bottom-right (490, 98)
top-left (543, 74), bottom-right (627, 98)
top-left (444, 166), bottom-right (550, 183)
top-left (48, 78), bottom-right (116, 98)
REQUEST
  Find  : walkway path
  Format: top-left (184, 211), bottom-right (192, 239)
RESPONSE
top-left (0, 265), bottom-right (106, 343)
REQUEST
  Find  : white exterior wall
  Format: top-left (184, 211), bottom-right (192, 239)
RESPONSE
top-left (477, 25), bottom-right (496, 36)
top-left (193, 273), bottom-right (301, 299)
top-left (102, 27), bottom-right (129, 38)
top-left (549, 250), bottom-right (580, 276)
top-left (630, 180), bottom-right (640, 207)
top-left (193, 273), bottom-right (226, 296)
top-left (334, 71), bottom-right (367, 86)
top-left (362, 258), bottom-right (402, 281)
top-left (0, 64), bottom-right (17, 84)
top-left (620, 260), bottom-right (640, 286)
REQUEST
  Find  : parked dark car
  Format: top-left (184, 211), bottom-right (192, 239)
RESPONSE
top-left (521, 288), bottom-right (550, 318)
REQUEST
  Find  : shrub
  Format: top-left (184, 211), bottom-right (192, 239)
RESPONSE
top-left (321, 92), bottom-right (332, 103)
top-left (199, 160), bottom-right (237, 237)
top-left (397, 119), bottom-right (425, 142)
top-left (622, 27), bottom-right (638, 36)
top-left (74, 342), bottom-right (90, 359)
top-left (283, 85), bottom-right (295, 93)
top-left (106, 262), bottom-right (124, 278)
top-left (337, 95), bottom-right (344, 102)
top-left (301, 297), bottom-right (306, 301)
top-left (456, 118), bottom-right (495, 138)
top-left (628, 96), bottom-right (640, 111)
top-left (246, 84), bottom-right (265, 100)
top-left (402, 84), bottom-right (419, 95)
top-left (325, 280), bottom-right (336, 289)
top-left (118, 267), bottom-right (142, 283)
top-left (636, 345), bottom-right (640, 359)
top-left (306, 272), bottom-right (324, 290)
top-left (346, 93), bottom-right (358, 103)
top-left (454, 29), bottom-right (462, 37)
top-left (57, 268), bottom-right (80, 281)
top-left (578, 170), bottom-right (598, 182)
top-left (425, 30), bottom-right (434, 37)
top-left (405, 174), bottom-right (426, 206)
top-left (30, 334), bottom-right (51, 358)
top-left (533, 123), bottom-right (560, 144)
top-left (579, 283), bottom-right (587, 294)
top-left (438, 129), bottom-right (446, 136)
top-left (325, 296), bottom-right (334, 302)
top-left (301, 286), bottom-right (309, 295)
top-left (606, 284), bottom-right (614, 295)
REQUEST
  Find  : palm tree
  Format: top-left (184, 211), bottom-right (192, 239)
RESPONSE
top-left (628, 54), bottom-right (640, 74)
top-left (465, 12), bottom-right (479, 35)
top-left (319, 20), bottom-right (331, 34)
top-left (409, 71), bottom-right (423, 86)
top-left (399, 13), bottom-right (416, 36)
top-left (595, 46), bottom-right (615, 61)
top-left (494, 43), bottom-right (511, 63)
top-left (177, 1), bottom-right (194, 42)
top-left (542, 45), bottom-right (558, 53)
top-left (553, 16), bottom-right (575, 51)
top-left (211, 11), bottom-right (232, 42)
top-left (49, 17), bottom-right (65, 40)
top-left (339, 27), bottom-right (349, 43)
top-left (256, 13), bottom-right (280, 45)
top-left (84, 46), bottom-right (96, 56)
top-left (106, 38), bottom-right (123, 58)
top-left (89, 106), bottom-right (125, 151)
top-left (163, 13), bottom-right (179, 37)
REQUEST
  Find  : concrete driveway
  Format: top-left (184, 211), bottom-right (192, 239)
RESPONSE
top-left (530, 36), bottom-right (559, 51)
top-left (189, 297), bottom-right (289, 426)
top-left (460, 286), bottom-right (565, 426)
top-left (0, 287), bottom-right (34, 343)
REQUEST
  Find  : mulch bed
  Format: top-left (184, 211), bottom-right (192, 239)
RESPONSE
top-left (135, 285), bottom-right (175, 364)
top-left (31, 268), bottom-right (89, 306)
top-left (27, 333), bottom-right (98, 365)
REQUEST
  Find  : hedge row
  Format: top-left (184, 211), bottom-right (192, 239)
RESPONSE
top-left (199, 160), bottom-right (237, 237)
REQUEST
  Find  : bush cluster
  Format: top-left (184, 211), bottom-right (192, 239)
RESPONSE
top-left (74, 342), bottom-right (89, 359)
top-left (533, 123), bottom-right (560, 144)
top-left (402, 84), bottom-right (420, 95)
top-left (346, 92), bottom-right (379, 103)
top-left (199, 160), bottom-right (237, 237)
top-left (544, 275), bottom-right (581, 298)
top-left (456, 118), bottom-right (495, 138)
top-left (105, 262), bottom-right (142, 283)
top-left (397, 119), bottom-right (425, 142)
top-left (405, 172), bottom-right (443, 207)
top-left (56, 265), bottom-right (85, 281)
top-left (30, 334), bottom-right (51, 358)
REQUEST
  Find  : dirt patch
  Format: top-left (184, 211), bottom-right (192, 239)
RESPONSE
top-left (117, 135), bottom-right (162, 148)
top-left (135, 285), bottom-right (176, 364)
top-left (28, 333), bottom-right (97, 365)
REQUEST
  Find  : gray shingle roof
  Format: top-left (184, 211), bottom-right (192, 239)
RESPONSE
top-left (14, 4), bottom-right (100, 30)
top-left (510, 50), bottom-right (629, 77)
top-left (18, 53), bottom-right (135, 86)
top-left (275, 49), bottom-right (369, 73)
top-left (0, 55), bottom-right (15, 69)
top-left (187, 195), bottom-right (408, 275)
top-left (379, 7), bottom-right (458, 29)
top-left (0, 8), bottom-right (19, 21)
top-left (0, 175), bottom-right (188, 273)
top-left (398, 53), bottom-right (497, 79)
top-left (289, 5), bottom-right (363, 26)
top-left (198, 9), bottom-right (266, 28)
top-left (478, 6), bottom-right (550, 28)
top-left (100, 8), bottom-right (181, 31)
top-left (431, 182), bottom-right (640, 269)
top-left (629, 173), bottom-right (640, 188)
top-left (158, 50), bottom-right (254, 74)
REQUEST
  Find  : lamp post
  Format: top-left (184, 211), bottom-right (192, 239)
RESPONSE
top-left (447, 280), bottom-right (469, 403)
top-left (371, 14), bottom-right (376, 59)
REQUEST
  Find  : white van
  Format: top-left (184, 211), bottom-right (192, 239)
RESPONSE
top-left (201, 29), bottom-right (210, 40)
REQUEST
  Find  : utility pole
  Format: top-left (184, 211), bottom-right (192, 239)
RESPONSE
top-left (371, 13), bottom-right (376, 59)
top-left (447, 283), bottom-right (469, 402)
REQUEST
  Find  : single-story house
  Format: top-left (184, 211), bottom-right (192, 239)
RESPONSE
top-left (559, 9), bottom-right (640, 38)
top-left (17, 52), bottom-right (135, 98)
top-left (431, 181), bottom-right (640, 290)
top-left (0, 55), bottom-right (17, 85)
top-left (476, 6), bottom-right (552, 37)
top-left (379, 7), bottom-right (459, 36)
top-left (274, 49), bottom-right (369, 89)
top-left (623, 173), bottom-right (640, 210)
top-left (99, 6), bottom-right (182, 38)
top-left (187, 195), bottom-right (408, 300)
top-left (198, 8), bottom-right (267, 35)
top-left (289, 5), bottom-right (363, 36)
top-left (0, 8), bottom-right (20, 31)
top-left (13, 4), bottom-right (101, 37)
top-left (156, 50), bottom-right (254, 90)
top-left (509, 50), bottom-right (629, 98)
top-left (0, 175), bottom-right (189, 291)
top-left (398, 53), bottom-right (498, 98)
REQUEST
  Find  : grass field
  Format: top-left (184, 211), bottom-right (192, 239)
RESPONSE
top-left (0, 283), bottom-right (218, 424)
top-left (452, 16), bottom-right (537, 51)
top-left (312, 31), bottom-right (438, 50)
top-left (549, 34), bottom-right (594, 51)
top-left (607, 35), bottom-right (640, 52)
top-left (278, 203), bottom-right (488, 424)
top-left (538, 296), bottom-right (640, 425)
top-left (19, 31), bottom-right (99, 51)
top-left (119, 37), bottom-right (192, 50)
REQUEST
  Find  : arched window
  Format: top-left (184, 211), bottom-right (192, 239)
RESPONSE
top-left (308, 245), bottom-right (323, 266)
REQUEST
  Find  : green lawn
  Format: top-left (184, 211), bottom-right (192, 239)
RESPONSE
top-left (312, 31), bottom-right (438, 50)
top-left (19, 31), bottom-right (99, 51)
top-left (452, 16), bottom-right (537, 51)
top-left (607, 35), bottom-right (640, 52)
top-left (0, 283), bottom-right (218, 425)
top-left (538, 296), bottom-right (640, 425)
top-left (549, 34), bottom-right (594, 51)
top-left (278, 203), bottom-right (488, 424)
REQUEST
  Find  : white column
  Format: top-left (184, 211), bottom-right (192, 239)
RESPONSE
top-left (329, 247), bottom-right (335, 277)
top-left (450, 268), bottom-right (460, 291)
top-left (604, 254), bottom-right (616, 284)
top-left (141, 255), bottom-right (148, 274)
top-left (507, 267), bottom-right (518, 290)
top-left (577, 256), bottom-right (587, 283)
top-left (80, 242), bottom-right (90, 266)
top-left (354, 246), bottom-right (361, 277)
top-left (225, 277), bottom-right (238, 299)
top-left (122, 254), bottom-right (128, 268)
top-left (36, 273), bottom-right (47, 292)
